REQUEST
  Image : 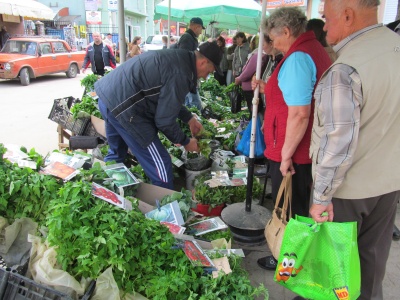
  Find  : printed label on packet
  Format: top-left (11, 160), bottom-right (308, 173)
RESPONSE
top-left (333, 286), bottom-right (349, 300)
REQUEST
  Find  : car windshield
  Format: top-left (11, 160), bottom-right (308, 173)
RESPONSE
top-left (146, 36), bottom-right (163, 45)
top-left (1, 40), bottom-right (38, 56)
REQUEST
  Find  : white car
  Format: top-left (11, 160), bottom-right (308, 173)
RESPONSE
top-left (141, 35), bottom-right (180, 52)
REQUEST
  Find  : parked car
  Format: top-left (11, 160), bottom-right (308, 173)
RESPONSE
top-left (0, 37), bottom-right (85, 86)
top-left (141, 35), bottom-right (180, 52)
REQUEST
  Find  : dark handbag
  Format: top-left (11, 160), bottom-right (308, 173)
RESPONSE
top-left (228, 85), bottom-right (243, 114)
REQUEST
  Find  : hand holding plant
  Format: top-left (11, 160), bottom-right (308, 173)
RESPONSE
top-left (188, 117), bottom-right (203, 137)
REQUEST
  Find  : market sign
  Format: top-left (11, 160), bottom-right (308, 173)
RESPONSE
top-left (84, 0), bottom-right (98, 11)
top-left (266, 0), bottom-right (307, 9)
top-left (86, 11), bottom-right (102, 25)
top-left (108, 0), bottom-right (118, 12)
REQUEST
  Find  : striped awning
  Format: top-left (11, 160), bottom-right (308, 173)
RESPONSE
top-left (0, 0), bottom-right (54, 21)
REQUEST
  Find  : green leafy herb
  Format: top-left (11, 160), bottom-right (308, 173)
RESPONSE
top-left (80, 74), bottom-right (99, 91)
top-left (70, 95), bottom-right (102, 118)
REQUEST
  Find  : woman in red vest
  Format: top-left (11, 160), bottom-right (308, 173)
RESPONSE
top-left (256, 7), bottom-right (332, 276)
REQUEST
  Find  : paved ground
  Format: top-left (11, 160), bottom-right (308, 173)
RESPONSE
top-left (236, 179), bottom-right (400, 300)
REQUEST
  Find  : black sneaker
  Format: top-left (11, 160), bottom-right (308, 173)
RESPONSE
top-left (257, 255), bottom-right (277, 270)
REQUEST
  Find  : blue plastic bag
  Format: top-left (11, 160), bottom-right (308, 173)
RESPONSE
top-left (236, 116), bottom-right (266, 158)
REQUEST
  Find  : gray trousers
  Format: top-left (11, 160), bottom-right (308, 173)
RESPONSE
top-left (332, 191), bottom-right (399, 300)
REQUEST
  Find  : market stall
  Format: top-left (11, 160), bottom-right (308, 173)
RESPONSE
top-left (0, 73), bottom-right (271, 299)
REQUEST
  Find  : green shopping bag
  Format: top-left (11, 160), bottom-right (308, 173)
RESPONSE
top-left (274, 215), bottom-right (360, 300)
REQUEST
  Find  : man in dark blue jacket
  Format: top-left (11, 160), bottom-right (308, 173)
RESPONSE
top-left (95, 41), bottom-right (223, 189)
top-left (176, 17), bottom-right (204, 50)
top-left (174, 17), bottom-right (205, 111)
top-left (82, 32), bottom-right (116, 76)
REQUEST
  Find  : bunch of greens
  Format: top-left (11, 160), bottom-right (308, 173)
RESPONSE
top-left (46, 180), bottom-right (269, 299)
top-left (159, 188), bottom-right (196, 221)
top-left (200, 227), bottom-right (232, 242)
top-left (129, 163), bottom-right (151, 184)
top-left (224, 82), bottom-right (243, 94)
top-left (177, 119), bottom-right (193, 137)
top-left (189, 255), bottom-right (269, 300)
top-left (46, 180), bottom-right (187, 294)
top-left (195, 128), bottom-right (215, 158)
top-left (228, 179), bottom-right (264, 204)
top-left (221, 131), bottom-right (238, 152)
top-left (80, 74), bottom-right (99, 91)
top-left (199, 77), bottom-right (227, 100)
top-left (0, 145), bottom-right (61, 225)
top-left (159, 133), bottom-right (183, 159)
top-left (70, 95), bottom-right (102, 118)
top-left (194, 184), bottom-right (232, 209)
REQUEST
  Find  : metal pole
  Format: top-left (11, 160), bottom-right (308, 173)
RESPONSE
top-left (167, 0), bottom-right (171, 48)
top-left (118, 0), bottom-right (126, 63)
top-left (245, 0), bottom-right (267, 212)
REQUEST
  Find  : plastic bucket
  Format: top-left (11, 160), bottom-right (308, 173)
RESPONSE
top-left (185, 167), bottom-right (211, 190)
top-left (192, 203), bottom-right (225, 217)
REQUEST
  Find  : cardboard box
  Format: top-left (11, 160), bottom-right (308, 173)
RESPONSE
top-left (136, 183), bottom-right (175, 214)
top-left (135, 183), bottom-right (212, 250)
top-left (90, 116), bottom-right (106, 138)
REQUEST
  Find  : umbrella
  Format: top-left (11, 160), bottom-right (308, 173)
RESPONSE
top-left (154, 0), bottom-right (262, 34)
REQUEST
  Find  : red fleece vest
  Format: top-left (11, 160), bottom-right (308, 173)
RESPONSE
top-left (263, 31), bottom-right (331, 164)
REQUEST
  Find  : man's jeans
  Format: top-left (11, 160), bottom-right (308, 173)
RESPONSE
top-left (98, 98), bottom-right (174, 189)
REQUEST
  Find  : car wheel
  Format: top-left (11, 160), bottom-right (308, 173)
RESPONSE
top-left (66, 64), bottom-right (78, 78)
top-left (20, 68), bottom-right (30, 86)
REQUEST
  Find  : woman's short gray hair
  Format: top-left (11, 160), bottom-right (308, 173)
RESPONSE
top-left (266, 7), bottom-right (307, 38)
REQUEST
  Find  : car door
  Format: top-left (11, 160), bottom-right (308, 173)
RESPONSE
top-left (37, 42), bottom-right (55, 75)
top-left (52, 41), bottom-right (70, 72)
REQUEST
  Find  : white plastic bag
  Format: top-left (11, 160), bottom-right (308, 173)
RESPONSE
top-left (28, 234), bottom-right (89, 298)
top-left (91, 267), bottom-right (148, 300)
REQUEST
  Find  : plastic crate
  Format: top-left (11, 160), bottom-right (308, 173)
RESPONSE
top-left (82, 122), bottom-right (103, 139)
top-left (0, 267), bottom-right (10, 299)
top-left (48, 97), bottom-right (91, 136)
top-left (0, 268), bottom-right (96, 300)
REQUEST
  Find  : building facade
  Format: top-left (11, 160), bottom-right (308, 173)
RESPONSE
top-left (2, 0), bottom-right (398, 44)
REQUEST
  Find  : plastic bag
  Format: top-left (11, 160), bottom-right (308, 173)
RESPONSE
top-left (234, 117), bottom-right (249, 151)
top-left (236, 116), bottom-right (266, 158)
top-left (91, 267), bottom-right (148, 300)
top-left (183, 154), bottom-right (211, 171)
top-left (210, 149), bottom-right (235, 172)
top-left (275, 216), bottom-right (361, 300)
top-left (0, 217), bottom-right (37, 269)
top-left (228, 85), bottom-right (243, 113)
top-left (28, 234), bottom-right (89, 297)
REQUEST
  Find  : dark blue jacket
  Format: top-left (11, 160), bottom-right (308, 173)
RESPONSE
top-left (94, 49), bottom-right (197, 148)
top-left (82, 42), bottom-right (116, 73)
top-left (177, 29), bottom-right (198, 51)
